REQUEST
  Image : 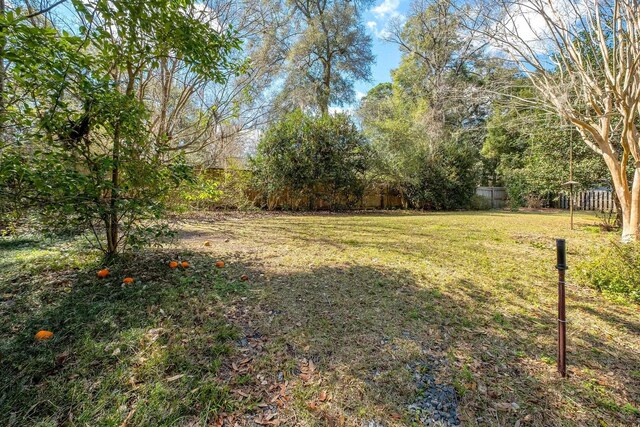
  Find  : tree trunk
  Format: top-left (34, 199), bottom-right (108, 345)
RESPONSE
top-left (624, 167), bottom-right (640, 242)
top-left (612, 166), bottom-right (640, 243)
top-left (106, 123), bottom-right (121, 258)
top-left (319, 59), bottom-right (331, 116)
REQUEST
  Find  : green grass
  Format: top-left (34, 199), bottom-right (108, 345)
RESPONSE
top-left (2, 211), bottom-right (639, 426)
top-left (0, 238), bottom-right (248, 426)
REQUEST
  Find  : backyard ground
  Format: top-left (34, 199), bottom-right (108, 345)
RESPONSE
top-left (1, 211), bottom-right (639, 426)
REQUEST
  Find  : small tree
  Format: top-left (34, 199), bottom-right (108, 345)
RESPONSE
top-left (0, 0), bottom-right (243, 257)
top-left (251, 110), bottom-right (370, 210)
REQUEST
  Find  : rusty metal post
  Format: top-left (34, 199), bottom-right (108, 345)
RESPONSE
top-left (556, 239), bottom-right (567, 378)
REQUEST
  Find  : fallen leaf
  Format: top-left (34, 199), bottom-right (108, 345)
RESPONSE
top-left (318, 390), bottom-right (328, 402)
top-left (56, 351), bottom-right (70, 365)
top-left (233, 390), bottom-right (250, 398)
top-left (166, 374), bottom-right (184, 382)
top-left (254, 414), bottom-right (280, 426)
top-left (300, 373), bottom-right (311, 382)
top-left (118, 408), bottom-right (137, 427)
top-left (495, 402), bottom-right (512, 411)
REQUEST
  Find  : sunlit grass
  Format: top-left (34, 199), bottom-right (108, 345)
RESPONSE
top-left (1, 211), bottom-right (639, 426)
top-left (178, 210), bottom-right (639, 426)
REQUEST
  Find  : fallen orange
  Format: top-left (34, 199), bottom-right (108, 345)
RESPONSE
top-left (35, 330), bottom-right (54, 341)
top-left (97, 268), bottom-right (110, 278)
top-left (123, 277), bottom-right (134, 284)
top-left (169, 261), bottom-right (179, 269)
top-left (181, 261), bottom-right (190, 268)
top-left (215, 261), bottom-right (225, 268)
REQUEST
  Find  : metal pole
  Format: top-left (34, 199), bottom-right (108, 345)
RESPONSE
top-left (556, 239), bottom-right (567, 378)
top-left (569, 185), bottom-right (574, 230)
top-left (569, 134), bottom-right (574, 230)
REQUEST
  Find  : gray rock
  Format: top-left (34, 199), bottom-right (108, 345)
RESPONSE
top-left (407, 358), bottom-right (460, 426)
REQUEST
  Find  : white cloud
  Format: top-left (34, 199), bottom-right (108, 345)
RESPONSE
top-left (371, 0), bottom-right (401, 19)
top-left (491, 0), bottom-right (589, 58)
top-left (355, 90), bottom-right (366, 101)
top-left (365, 20), bottom-right (391, 38)
top-left (367, 0), bottom-right (403, 39)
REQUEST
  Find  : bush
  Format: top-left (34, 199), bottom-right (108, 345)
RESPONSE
top-left (215, 168), bottom-right (256, 210)
top-left (578, 243), bottom-right (640, 303)
top-left (251, 110), bottom-right (370, 210)
top-left (468, 195), bottom-right (492, 210)
top-left (177, 172), bottom-right (223, 211)
top-left (504, 170), bottom-right (527, 210)
top-left (400, 141), bottom-right (478, 210)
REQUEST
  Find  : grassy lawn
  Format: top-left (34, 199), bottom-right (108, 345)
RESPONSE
top-left (1, 211), bottom-right (639, 426)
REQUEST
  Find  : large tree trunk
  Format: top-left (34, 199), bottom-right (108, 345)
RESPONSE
top-left (319, 58), bottom-right (331, 116)
top-left (625, 167), bottom-right (640, 242)
top-left (606, 154), bottom-right (640, 242)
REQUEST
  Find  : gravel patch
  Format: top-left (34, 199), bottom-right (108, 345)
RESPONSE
top-left (408, 360), bottom-right (460, 426)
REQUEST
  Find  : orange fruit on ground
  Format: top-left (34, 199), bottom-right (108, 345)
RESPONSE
top-left (97, 268), bottom-right (110, 278)
top-left (240, 274), bottom-right (249, 281)
top-left (181, 261), bottom-right (190, 268)
top-left (169, 261), bottom-right (179, 269)
top-left (215, 261), bottom-right (225, 268)
top-left (123, 277), bottom-right (134, 284)
top-left (35, 330), bottom-right (54, 341)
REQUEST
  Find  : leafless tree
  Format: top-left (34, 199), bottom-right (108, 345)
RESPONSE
top-left (134, 0), bottom-right (285, 165)
top-left (479, 0), bottom-right (640, 241)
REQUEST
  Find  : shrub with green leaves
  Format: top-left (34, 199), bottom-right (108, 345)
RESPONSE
top-left (177, 173), bottom-right (224, 211)
top-left (0, 1), bottom-right (243, 256)
top-left (251, 110), bottom-right (371, 210)
top-left (578, 243), bottom-right (640, 303)
top-left (468, 195), bottom-right (492, 211)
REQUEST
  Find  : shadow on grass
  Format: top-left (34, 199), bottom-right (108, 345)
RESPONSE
top-left (0, 249), bottom-right (247, 426)
top-left (0, 237), bottom-right (40, 250)
top-left (1, 243), bottom-right (638, 427)
top-left (231, 262), bottom-right (640, 427)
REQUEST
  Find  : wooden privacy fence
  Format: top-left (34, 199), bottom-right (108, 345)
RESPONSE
top-left (558, 189), bottom-right (616, 211)
top-left (476, 187), bottom-right (507, 209)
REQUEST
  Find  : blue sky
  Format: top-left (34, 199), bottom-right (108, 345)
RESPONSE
top-left (353, 0), bottom-right (412, 101)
